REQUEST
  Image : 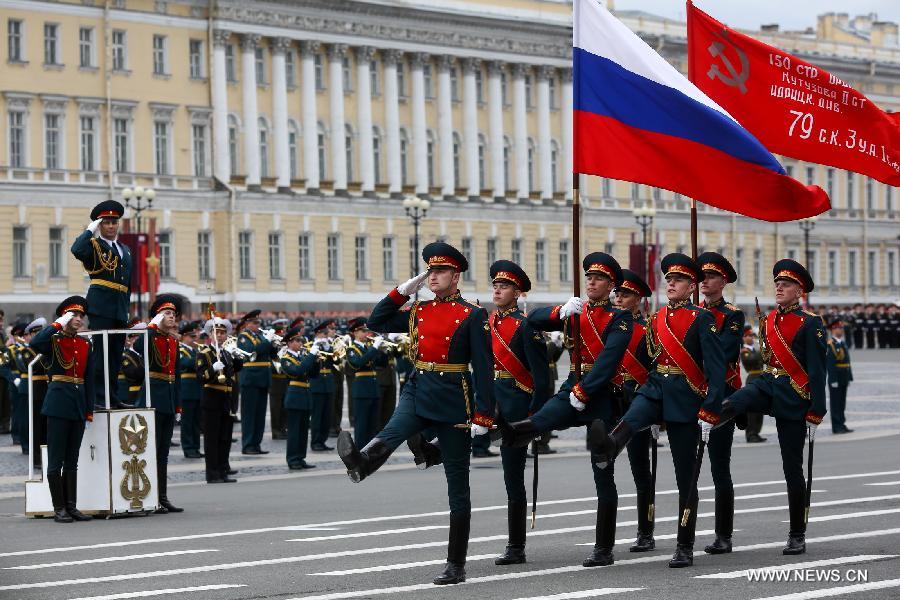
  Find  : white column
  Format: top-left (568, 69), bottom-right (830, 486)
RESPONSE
top-left (561, 68), bottom-right (574, 200)
top-left (383, 49), bottom-right (402, 198)
top-left (328, 44), bottom-right (348, 194)
top-left (462, 57), bottom-right (481, 201)
top-left (537, 65), bottom-right (553, 202)
top-left (240, 33), bottom-right (262, 190)
top-left (512, 64), bottom-right (529, 202)
top-left (271, 37), bottom-right (291, 192)
top-left (487, 61), bottom-right (505, 202)
top-left (211, 30), bottom-right (231, 183)
top-left (410, 52), bottom-right (429, 196)
top-left (300, 41), bottom-right (320, 193)
top-left (437, 56), bottom-right (454, 199)
top-left (356, 46), bottom-right (376, 197)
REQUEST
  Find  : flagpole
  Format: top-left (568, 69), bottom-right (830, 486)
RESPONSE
top-left (572, 175), bottom-right (583, 381)
top-left (691, 198), bottom-right (699, 305)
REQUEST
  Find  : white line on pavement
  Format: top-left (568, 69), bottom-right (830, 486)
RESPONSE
top-left (749, 577), bottom-right (900, 600)
top-left (3, 549), bottom-right (219, 570)
top-left (65, 584), bottom-right (247, 600)
top-left (507, 589), bottom-right (644, 600)
top-left (701, 490), bottom-right (825, 502)
top-left (288, 526), bottom-right (447, 542)
top-left (694, 554), bottom-right (896, 579)
top-left (783, 508), bottom-right (900, 523)
top-left (865, 480), bottom-right (900, 486)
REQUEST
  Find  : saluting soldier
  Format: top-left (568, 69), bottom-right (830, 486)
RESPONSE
top-left (591, 253), bottom-right (726, 568)
top-left (236, 310), bottom-right (277, 454)
top-left (29, 296), bottom-right (95, 523)
top-left (268, 318), bottom-right (290, 441)
top-left (740, 326), bottom-right (767, 443)
top-left (280, 326), bottom-right (319, 470)
top-left (309, 319), bottom-right (336, 451)
top-left (345, 318), bottom-right (389, 449)
top-left (826, 320), bottom-right (853, 434)
top-left (178, 321), bottom-right (204, 458)
top-left (70, 200), bottom-right (132, 408)
top-left (16, 319), bottom-right (49, 467)
top-left (611, 269), bottom-right (656, 553)
top-left (338, 242), bottom-right (494, 585)
top-left (503, 252), bottom-right (632, 568)
top-left (720, 259), bottom-right (826, 555)
top-left (136, 295), bottom-right (183, 514)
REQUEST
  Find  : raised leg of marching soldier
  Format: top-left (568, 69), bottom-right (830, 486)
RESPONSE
top-left (625, 427), bottom-right (655, 551)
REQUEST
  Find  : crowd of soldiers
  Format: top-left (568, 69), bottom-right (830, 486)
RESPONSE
top-left (818, 304), bottom-right (900, 349)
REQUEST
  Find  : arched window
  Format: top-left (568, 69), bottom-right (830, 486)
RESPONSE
top-left (452, 132), bottom-right (462, 188)
top-left (317, 121), bottom-right (327, 182)
top-left (399, 128), bottom-right (409, 185)
top-left (288, 119), bottom-right (300, 181)
top-left (345, 123), bottom-right (354, 182)
top-left (550, 139), bottom-right (559, 193)
top-left (426, 130), bottom-right (436, 188)
top-left (258, 117), bottom-right (269, 177)
top-left (477, 133), bottom-right (487, 191)
top-left (227, 114), bottom-right (240, 175)
top-left (527, 138), bottom-right (535, 193)
top-left (372, 126), bottom-right (382, 185)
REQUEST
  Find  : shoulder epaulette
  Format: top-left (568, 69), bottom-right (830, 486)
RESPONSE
top-left (725, 303), bottom-right (739, 311)
top-left (802, 310), bottom-right (819, 317)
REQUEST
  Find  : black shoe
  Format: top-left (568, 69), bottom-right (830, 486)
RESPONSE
top-left (311, 443), bottom-right (334, 452)
top-left (588, 420), bottom-right (632, 469)
top-left (207, 477), bottom-right (225, 484)
top-left (629, 533), bottom-right (656, 552)
top-left (582, 547), bottom-right (614, 567)
top-left (704, 535), bottom-right (732, 554)
top-left (584, 501), bottom-right (617, 566)
top-left (472, 448), bottom-right (497, 458)
top-left (501, 419), bottom-right (540, 449)
top-left (746, 434), bottom-right (767, 443)
top-left (223, 476), bottom-right (238, 483)
top-left (783, 533), bottom-right (806, 555)
top-left (226, 468), bottom-right (238, 475)
top-left (668, 544), bottom-right (693, 568)
top-left (407, 433), bottom-right (443, 469)
top-left (48, 472), bottom-right (73, 523)
top-left (631, 491), bottom-right (656, 552)
top-left (495, 545), bottom-right (526, 565)
top-left (63, 471), bottom-right (92, 521)
top-left (289, 460), bottom-right (317, 470)
top-left (496, 500), bottom-right (527, 565)
top-left (159, 497), bottom-right (183, 513)
top-left (184, 451), bottom-right (204, 459)
top-left (338, 433), bottom-right (392, 483)
top-left (154, 505), bottom-right (169, 514)
top-left (433, 562), bottom-right (466, 585)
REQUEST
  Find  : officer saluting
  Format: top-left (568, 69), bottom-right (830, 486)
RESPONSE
top-left (826, 320), bottom-right (853, 434)
top-left (29, 296), bottom-right (95, 523)
top-left (720, 259), bottom-right (826, 555)
top-left (70, 200), bottom-right (131, 408)
top-left (590, 253), bottom-right (726, 568)
top-left (338, 242), bottom-right (494, 586)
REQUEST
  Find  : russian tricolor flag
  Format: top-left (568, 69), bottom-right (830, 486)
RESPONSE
top-left (573, 0), bottom-right (830, 221)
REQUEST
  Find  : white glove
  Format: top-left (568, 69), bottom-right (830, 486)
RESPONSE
top-left (830, 381), bottom-right (839, 388)
top-left (87, 218), bottom-right (103, 235)
top-left (262, 329), bottom-right (277, 343)
top-left (550, 331), bottom-right (564, 348)
top-left (14, 378), bottom-right (21, 387)
top-left (569, 391), bottom-right (586, 411)
top-left (342, 334), bottom-right (352, 346)
top-left (388, 333), bottom-right (403, 342)
top-left (373, 336), bottom-right (385, 349)
top-left (397, 271), bottom-right (429, 296)
top-left (559, 297), bottom-right (584, 320)
top-left (699, 419), bottom-right (713, 443)
top-left (212, 360), bottom-right (225, 372)
top-left (650, 424), bottom-right (661, 440)
top-left (175, 412), bottom-right (182, 424)
top-left (55, 312), bottom-right (75, 328)
top-left (150, 312), bottom-right (165, 327)
top-left (314, 337), bottom-right (328, 346)
top-left (308, 344), bottom-right (319, 356)
top-left (807, 422), bottom-right (818, 441)
top-left (471, 424), bottom-right (489, 437)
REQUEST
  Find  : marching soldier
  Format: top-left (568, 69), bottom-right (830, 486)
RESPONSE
top-left (309, 320), bottom-right (336, 451)
top-left (280, 326), bottom-right (319, 470)
top-left (338, 242), bottom-right (494, 585)
top-left (590, 253), bottom-right (726, 568)
top-left (70, 200), bottom-right (132, 408)
top-left (740, 326), bottom-right (767, 443)
top-left (136, 295), bottom-right (183, 514)
top-left (863, 304), bottom-right (877, 349)
top-left (16, 319), bottom-right (49, 467)
top-left (30, 296), bottom-right (95, 523)
top-left (826, 320), bottom-right (853, 434)
top-left (696, 252), bottom-right (745, 556)
top-left (269, 318), bottom-right (289, 440)
top-left (611, 269), bottom-right (655, 553)
top-left (198, 317), bottom-right (242, 483)
top-left (178, 321), bottom-right (204, 458)
top-left (345, 318), bottom-right (389, 449)
top-left (237, 310), bottom-right (277, 454)
top-left (720, 259), bottom-right (826, 555)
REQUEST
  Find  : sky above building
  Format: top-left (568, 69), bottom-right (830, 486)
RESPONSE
top-left (614, 0), bottom-right (900, 31)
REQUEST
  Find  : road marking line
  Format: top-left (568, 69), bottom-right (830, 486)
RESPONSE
top-left (701, 490), bottom-right (825, 502)
top-left (749, 577), bottom-right (900, 600)
top-left (507, 589), bottom-right (644, 600)
top-left (3, 549), bottom-right (219, 570)
top-left (783, 508), bottom-right (900, 523)
top-left (865, 481), bottom-right (900, 486)
top-left (65, 584), bottom-right (247, 600)
top-left (694, 554), bottom-right (895, 579)
top-left (288, 526), bottom-right (447, 542)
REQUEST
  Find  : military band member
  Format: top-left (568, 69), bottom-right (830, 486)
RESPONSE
top-left (309, 319), bottom-right (336, 451)
top-left (338, 242), bottom-right (494, 585)
top-left (345, 318), bottom-right (389, 449)
top-left (9, 322), bottom-right (27, 451)
top-left (376, 338), bottom-right (399, 430)
top-left (16, 319), bottom-right (49, 466)
top-left (281, 326), bottom-right (319, 470)
top-left (591, 253), bottom-right (726, 568)
top-left (136, 295), bottom-right (183, 514)
top-left (269, 318), bottom-right (290, 441)
top-left (237, 310), bottom-right (276, 454)
top-left (30, 296), bottom-right (95, 523)
top-left (504, 252), bottom-right (632, 568)
top-left (120, 331), bottom-right (145, 406)
top-left (178, 321), bottom-right (204, 458)
top-left (611, 269), bottom-right (656, 553)
top-left (198, 317), bottom-right (243, 483)
top-left (720, 259), bottom-right (826, 555)
top-left (740, 326), bottom-right (767, 443)
top-left (826, 321), bottom-right (853, 434)
top-left (70, 200), bottom-right (132, 408)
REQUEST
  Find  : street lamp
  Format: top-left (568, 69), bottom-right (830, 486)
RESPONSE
top-left (121, 187), bottom-right (156, 317)
top-left (798, 216), bottom-right (817, 268)
top-left (633, 205), bottom-right (657, 283)
top-left (403, 195), bottom-right (431, 300)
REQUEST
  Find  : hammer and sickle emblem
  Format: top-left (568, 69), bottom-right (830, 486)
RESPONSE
top-left (706, 29), bottom-right (750, 94)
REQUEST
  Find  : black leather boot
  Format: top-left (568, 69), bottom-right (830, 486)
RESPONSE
top-left (668, 543), bottom-right (694, 568)
top-left (589, 420), bottom-right (632, 469)
top-left (63, 471), bottom-right (92, 522)
top-left (783, 532), bottom-right (806, 555)
top-left (495, 500), bottom-right (527, 565)
top-left (338, 433), bottom-right (392, 483)
top-left (407, 433), bottom-right (443, 470)
top-left (717, 399), bottom-right (737, 429)
top-left (583, 501), bottom-right (617, 567)
top-left (704, 492), bottom-right (733, 554)
top-left (500, 419), bottom-right (540, 449)
top-left (49, 472), bottom-right (73, 523)
top-left (156, 463), bottom-right (184, 514)
top-left (669, 495), bottom-right (697, 567)
top-left (783, 486), bottom-right (807, 555)
top-left (630, 492), bottom-right (656, 552)
top-left (434, 512), bottom-right (469, 585)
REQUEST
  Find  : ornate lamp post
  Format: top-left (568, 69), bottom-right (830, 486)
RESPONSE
top-left (633, 205), bottom-right (657, 282)
top-left (121, 187), bottom-right (156, 317)
top-left (403, 195), bottom-right (431, 300)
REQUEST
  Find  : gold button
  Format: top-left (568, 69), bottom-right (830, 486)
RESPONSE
top-left (420, 335), bottom-right (425, 339)
top-left (445, 336), bottom-right (450, 341)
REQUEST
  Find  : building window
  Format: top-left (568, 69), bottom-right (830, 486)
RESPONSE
top-left (9, 111), bottom-right (26, 167)
top-left (527, 140), bottom-right (535, 192)
top-left (382, 236), bottom-right (395, 281)
top-left (475, 69), bottom-right (483, 103)
top-left (549, 76), bottom-right (557, 110)
top-left (501, 72), bottom-right (508, 105)
top-left (45, 113), bottom-right (61, 169)
top-left (559, 239), bottom-right (570, 282)
top-left (535, 239), bottom-right (546, 282)
top-left (157, 231), bottom-right (172, 279)
top-left (189, 39), bottom-right (203, 79)
top-left (525, 75), bottom-right (533, 109)
top-left (288, 123), bottom-right (299, 180)
top-left (285, 49), bottom-right (295, 87)
top-left (605, 242), bottom-right (615, 256)
top-left (8, 19), bottom-right (24, 62)
top-left (408, 236), bottom-right (417, 278)
top-left (399, 129), bottom-right (408, 185)
top-left (298, 233), bottom-right (312, 280)
top-left (426, 132), bottom-right (435, 187)
top-left (828, 250), bottom-right (837, 287)
top-left (152, 34), bottom-right (167, 75)
top-left (49, 226), bottom-right (64, 277)
top-left (866, 177), bottom-right (875, 212)
top-left (486, 238), bottom-right (497, 274)
top-left (461, 237), bottom-right (473, 282)
top-left (154, 121), bottom-right (170, 175)
top-left (80, 116), bottom-right (97, 171)
top-left (511, 238), bottom-right (522, 265)
top-left (450, 67), bottom-right (459, 101)
top-left (887, 186), bottom-right (894, 214)
top-left (225, 43), bottom-right (236, 81)
top-left (423, 64), bottom-right (433, 98)
top-left (345, 124), bottom-right (354, 182)
top-left (342, 55), bottom-right (352, 91)
top-left (735, 247), bottom-right (744, 286)
top-left (631, 183), bottom-right (640, 200)
top-left (550, 141), bottom-right (559, 192)
top-left (114, 118), bottom-right (129, 172)
top-left (254, 46), bottom-right (265, 85)
top-left (197, 231), bottom-right (212, 281)
top-left (396, 61), bottom-right (406, 97)
top-left (227, 115), bottom-right (239, 174)
top-left (602, 178), bottom-right (611, 198)
top-left (848, 250), bottom-right (857, 287)
top-left (327, 233), bottom-right (341, 280)
top-left (314, 53), bottom-right (325, 89)
top-left (192, 124), bottom-right (207, 176)
top-left (452, 133), bottom-right (461, 186)
top-left (372, 128), bottom-right (382, 185)
top-left (826, 168), bottom-right (834, 200)
top-left (753, 248), bottom-right (761, 287)
top-left (79, 27), bottom-right (94, 68)
top-left (867, 250), bottom-right (877, 286)
top-left (888, 251), bottom-right (897, 288)
top-left (846, 172), bottom-right (855, 209)
top-left (238, 231), bottom-right (253, 279)
top-left (370, 59), bottom-right (379, 94)
top-left (477, 135), bottom-right (486, 190)
top-left (268, 232), bottom-right (283, 279)
top-left (805, 166), bottom-right (815, 186)
top-left (44, 23), bottom-right (59, 65)
top-left (354, 235), bottom-right (368, 280)
top-left (503, 138), bottom-right (511, 189)
top-left (258, 118), bottom-right (269, 177)
top-left (13, 226), bottom-right (29, 277)
top-left (112, 29), bottom-right (127, 70)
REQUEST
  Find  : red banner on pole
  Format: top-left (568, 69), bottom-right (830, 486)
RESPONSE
top-left (687, 2), bottom-right (900, 186)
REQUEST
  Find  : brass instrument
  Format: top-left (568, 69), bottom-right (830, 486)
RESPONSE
top-left (261, 328), bottom-right (284, 348)
top-left (223, 336), bottom-right (256, 362)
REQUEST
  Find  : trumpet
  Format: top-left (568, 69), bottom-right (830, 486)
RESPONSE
top-left (262, 328), bottom-right (283, 347)
top-left (223, 336), bottom-right (256, 361)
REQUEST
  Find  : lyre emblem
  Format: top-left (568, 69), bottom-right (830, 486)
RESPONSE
top-left (120, 455), bottom-right (151, 509)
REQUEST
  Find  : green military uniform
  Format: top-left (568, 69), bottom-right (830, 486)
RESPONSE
top-left (178, 321), bottom-right (203, 458)
top-left (345, 319), bottom-right (390, 449)
top-left (268, 319), bottom-right (289, 440)
top-left (826, 324), bottom-right (853, 434)
top-left (281, 326), bottom-right (319, 469)
top-left (198, 318), bottom-right (242, 483)
top-left (237, 310), bottom-right (274, 454)
top-left (309, 320), bottom-right (336, 451)
top-left (739, 329), bottom-right (766, 442)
